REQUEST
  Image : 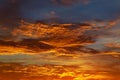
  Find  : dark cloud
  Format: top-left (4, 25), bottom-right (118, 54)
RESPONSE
top-left (51, 0), bottom-right (90, 6)
top-left (0, 0), bottom-right (21, 28)
top-left (63, 45), bottom-right (99, 54)
top-left (0, 38), bottom-right (54, 54)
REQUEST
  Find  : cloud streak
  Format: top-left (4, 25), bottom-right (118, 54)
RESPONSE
top-left (0, 60), bottom-right (120, 80)
top-left (51, 0), bottom-right (90, 6)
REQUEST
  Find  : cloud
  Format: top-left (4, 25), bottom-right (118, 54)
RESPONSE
top-left (0, 1), bottom-right (120, 80)
top-left (0, 39), bottom-right (54, 55)
top-left (51, 0), bottom-right (90, 6)
top-left (0, 61), bottom-right (120, 80)
top-left (10, 21), bottom-right (96, 51)
top-left (0, 0), bottom-right (21, 28)
top-left (0, 19), bottom-right (118, 55)
top-left (87, 19), bottom-right (120, 53)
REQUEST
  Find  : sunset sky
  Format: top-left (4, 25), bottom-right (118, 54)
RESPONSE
top-left (0, 0), bottom-right (120, 80)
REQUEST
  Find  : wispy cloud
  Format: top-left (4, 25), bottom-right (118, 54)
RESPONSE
top-left (51, 0), bottom-right (90, 6)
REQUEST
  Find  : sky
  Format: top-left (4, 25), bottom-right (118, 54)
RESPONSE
top-left (0, 0), bottom-right (120, 80)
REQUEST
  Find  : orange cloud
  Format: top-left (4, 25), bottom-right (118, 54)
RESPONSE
top-left (0, 19), bottom-right (118, 55)
top-left (0, 62), bottom-right (120, 80)
top-left (12, 21), bottom-right (97, 46)
top-left (0, 1), bottom-right (120, 80)
top-left (0, 39), bottom-right (54, 55)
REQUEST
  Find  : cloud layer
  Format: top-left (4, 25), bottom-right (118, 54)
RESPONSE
top-left (0, 0), bottom-right (120, 80)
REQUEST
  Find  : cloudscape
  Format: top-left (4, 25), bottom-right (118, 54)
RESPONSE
top-left (0, 0), bottom-right (120, 80)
